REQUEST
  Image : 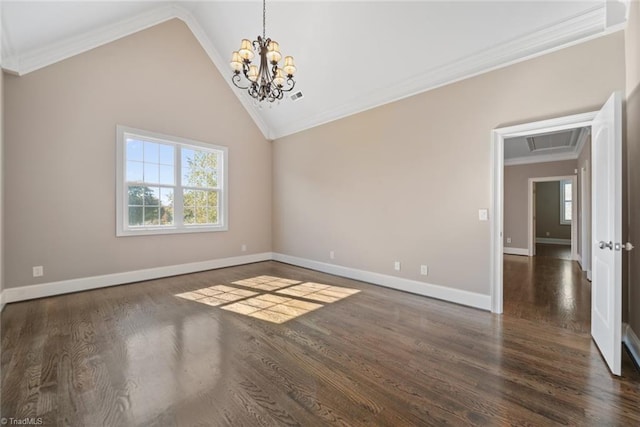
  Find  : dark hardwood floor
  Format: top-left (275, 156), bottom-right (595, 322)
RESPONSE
top-left (504, 244), bottom-right (590, 334)
top-left (2, 261), bottom-right (640, 426)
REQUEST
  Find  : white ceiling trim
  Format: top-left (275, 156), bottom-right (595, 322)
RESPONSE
top-left (504, 151), bottom-right (580, 167)
top-left (2, 4), bottom-right (178, 75)
top-left (272, 5), bottom-right (607, 139)
top-left (1, 2), bottom-right (626, 141)
top-left (0, 4), bottom-right (272, 139)
top-left (174, 7), bottom-right (272, 139)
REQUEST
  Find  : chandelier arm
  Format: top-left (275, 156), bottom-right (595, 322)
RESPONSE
top-left (231, 73), bottom-right (249, 89)
top-left (280, 78), bottom-right (296, 92)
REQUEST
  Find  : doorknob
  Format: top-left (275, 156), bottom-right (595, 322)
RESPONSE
top-left (599, 241), bottom-right (613, 250)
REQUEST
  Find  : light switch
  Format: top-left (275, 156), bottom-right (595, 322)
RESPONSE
top-left (479, 209), bottom-right (488, 221)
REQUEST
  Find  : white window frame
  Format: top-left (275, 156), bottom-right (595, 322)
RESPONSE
top-left (116, 125), bottom-right (228, 236)
top-left (560, 179), bottom-right (572, 225)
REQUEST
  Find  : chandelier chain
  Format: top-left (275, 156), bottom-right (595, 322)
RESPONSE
top-left (263, 0), bottom-right (266, 39)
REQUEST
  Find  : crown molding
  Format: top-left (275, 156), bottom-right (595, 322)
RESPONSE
top-left (504, 151), bottom-right (579, 167)
top-left (1, 4), bottom-right (179, 76)
top-left (172, 7), bottom-right (272, 139)
top-left (271, 5), bottom-right (608, 139)
top-left (1, 3), bottom-right (620, 142)
top-left (0, 4), bottom-right (272, 139)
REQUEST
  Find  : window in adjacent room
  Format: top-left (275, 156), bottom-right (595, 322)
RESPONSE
top-left (560, 179), bottom-right (572, 224)
top-left (116, 126), bottom-right (228, 236)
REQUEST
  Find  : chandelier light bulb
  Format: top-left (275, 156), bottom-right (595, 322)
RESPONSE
top-left (273, 68), bottom-right (285, 86)
top-left (230, 51), bottom-right (243, 71)
top-left (239, 39), bottom-right (254, 60)
top-left (283, 56), bottom-right (296, 76)
top-left (247, 65), bottom-right (259, 82)
top-left (266, 41), bottom-right (282, 64)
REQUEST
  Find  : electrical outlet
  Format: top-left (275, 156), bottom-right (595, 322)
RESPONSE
top-left (394, 261), bottom-right (401, 271)
top-left (241, 244), bottom-right (247, 252)
top-left (546, 232), bottom-right (550, 237)
top-left (506, 237), bottom-right (512, 244)
top-left (33, 266), bottom-right (44, 277)
top-left (478, 209), bottom-right (488, 221)
top-left (420, 265), bottom-right (428, 276)
top-left (329, 251), bottom-right (335, 260)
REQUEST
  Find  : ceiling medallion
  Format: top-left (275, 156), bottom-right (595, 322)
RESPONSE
top-left (230, 0), bottom-right (297, 103)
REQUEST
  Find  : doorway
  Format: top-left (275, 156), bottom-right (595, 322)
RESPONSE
top-left (502, 143), bottom-right (585, 331)
top-left (528, 176), bottom-right (578, 260)
top-left (490, 111), bottom-right (596, 314)
top-left (490, 92), bottom-right (624, 375)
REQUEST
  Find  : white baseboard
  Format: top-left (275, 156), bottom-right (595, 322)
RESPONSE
top-left (535, 237), bottom-right (571, 245)
top-left (623, 323), bottom-right (640, 369)
top-left (576, 254), bottom-right (583, 268)
top-left (3, 251), bottom-right (492, 312)
top-left (2, 252), bottom-right (273, 304)
top-left (0, 290), bottom-right (4, 312)
top-left (272, 253), bottom-right (491, 311)
top-left (504, 247), bottom-right (529, 256)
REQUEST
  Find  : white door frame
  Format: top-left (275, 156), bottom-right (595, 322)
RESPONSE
top-left (527, 176), bottom-right (578, 259)
top-left (580, 161), bottom-right (592, 280)
top-left (490, 111), bottom-right (596, 313)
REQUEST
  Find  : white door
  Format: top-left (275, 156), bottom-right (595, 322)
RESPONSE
top-left (591, 92), bottom-right (622, 376)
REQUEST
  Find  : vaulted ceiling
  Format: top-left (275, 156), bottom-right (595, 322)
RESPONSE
top-left (1, 1), bottom-right (629, 139)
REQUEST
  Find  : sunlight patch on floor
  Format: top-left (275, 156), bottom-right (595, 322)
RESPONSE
top-left (276, 282), bottom-right (360, 303)
top-left (175, 276), bottom-right (360, 323)
top-left (175, 285), bottom-right (258, 307)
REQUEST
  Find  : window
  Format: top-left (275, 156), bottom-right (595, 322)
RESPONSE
top-left (560, 180), bottom-right (572, 225)
top-left (116, 126), bottom-right (228, 236)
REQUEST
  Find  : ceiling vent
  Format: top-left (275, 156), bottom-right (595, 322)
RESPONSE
top-left (290, 91), bottom-right (304, 101)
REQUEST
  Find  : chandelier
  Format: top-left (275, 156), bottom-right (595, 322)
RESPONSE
top-left (230, 0), bottom-right (297, 103)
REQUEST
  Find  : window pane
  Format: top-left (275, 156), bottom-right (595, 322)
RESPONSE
top-left (159, 165), bottom-right (174, 185)
top-left (145, 187), bottom-right (160, 207)
top-left (145, 207), bottom-right (159, 225)
top-left (564, 182), bottom-right (572, 201)
top-left (195, 207), bottom-right (207, 224)
top-left (160, 187), bottom-right (173, 207)
top-left (128, 207), bottom-right (143, 226)
top-left (126, 161), bottom-right (143, 182)
top-left (182, 149), bottom-right (218, 188)
top-left (184, 207), bottom-right (195, 224)
top-left (160, 206), bottom-right (173, 225)
top-left (565, 201), bottom-right (572, 221)
top-left (207, 207), bottom-right (218, 224)
top-left (126, 139), bottom-right (143, 161)
top-left (128, 186), bottom-right (144, 205)
top-left (207, 191), bottom-right (218, 207)
top-left (159, 144), bottom-right (174, 165)
top-left (144, 141), bottom-right (159, 163)
top-left (144, 163), bottom-right (159, 184)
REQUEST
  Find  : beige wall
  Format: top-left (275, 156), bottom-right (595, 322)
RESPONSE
top-left (3, 19), bottom-right (272, 288)
top-left (504, 160), bottom-right (577, 249)
top-left (626, 1), bottom-right (640, 335)
top-left (535, 181), bottom-right (571, 240)
top-left (576, 136), bottom-right (591, 265)
top-left (273, 33), bottom-right (625, 295)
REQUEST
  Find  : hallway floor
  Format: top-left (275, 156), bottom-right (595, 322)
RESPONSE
top-left (504, 244), bottom-right (589, 334)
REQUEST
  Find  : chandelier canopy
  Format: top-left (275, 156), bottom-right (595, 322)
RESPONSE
top-left (230, 0), bottom-right (297, 103)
